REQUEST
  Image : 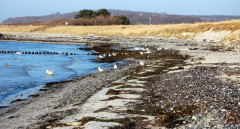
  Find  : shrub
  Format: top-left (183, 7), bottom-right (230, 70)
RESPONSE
top-left (114, 15), bottom-right (131, 25)
top-left (75, 9), bottom-right (94, 19)
top-left (96, 9), bottom-right (110, 17)
top-left (75, 9), bottom-right (111, 19)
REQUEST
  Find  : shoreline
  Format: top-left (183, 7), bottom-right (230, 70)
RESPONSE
top-left (0, 40), bottom-right (137, 113)
top-left (0, 33), bottom-right (239, 128)
top-left (0, 56), bottom-right (139, 128)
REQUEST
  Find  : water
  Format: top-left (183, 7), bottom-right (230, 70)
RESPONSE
top-left (0, 41), bottom-right (108, 107)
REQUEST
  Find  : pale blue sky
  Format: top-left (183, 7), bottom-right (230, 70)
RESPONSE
top-left (1, 0), bottom-right (240, 22)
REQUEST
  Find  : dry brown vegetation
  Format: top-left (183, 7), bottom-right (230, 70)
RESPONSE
top-left (0, 25), bottom-right (45, 33)
top-left (5, 16), bottom-right (122, 26)
top-left (0, 20), bottom-right (240, 43)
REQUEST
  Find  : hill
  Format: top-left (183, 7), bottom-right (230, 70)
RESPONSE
top-left (2, 9), bottom-right (240, 25)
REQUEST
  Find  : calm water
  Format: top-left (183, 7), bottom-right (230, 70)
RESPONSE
top-left (0, 41), bottom-right (108, 106)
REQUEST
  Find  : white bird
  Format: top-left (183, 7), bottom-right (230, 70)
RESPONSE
top-left (98, 67), bottom-right (104, 72)
top-left (135, 47), bottom-right (140, 50)
top-left (157, 47), bottom-right (162, 51)
top-left (140, 61), bottom-right (146, 66)
top-left (15, 52), bottom-right (22, 55)
top-left (112, 52), bottom-right (117, 56)
top-left (114, 64), bottom-right (117, 69)
top-left (142, 48), bottom-right (146, 51)
top-left (99, 55), bottom-right (105, 59)
top-left (46, 70), bottom-right (54, 75)
top-left (140, 52), bottom-right (144, 55)
top-left (145, 50), bottom-right (151, 54)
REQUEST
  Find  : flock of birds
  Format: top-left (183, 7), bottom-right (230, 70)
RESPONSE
top-left (98, 63), bottom-right (120, 73)
top-left (4, 46), bottom-right (149, 76)
top-left (82, 46), bottom-right (150, 73)
top-left (97, 52), bottom-right (120, 59)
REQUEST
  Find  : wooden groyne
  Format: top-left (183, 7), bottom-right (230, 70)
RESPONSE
top-left (0, 50), bottom-right (78, 55)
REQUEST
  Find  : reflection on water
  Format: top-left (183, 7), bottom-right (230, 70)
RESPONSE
top-left (47, 75), bottom-right (53, 78)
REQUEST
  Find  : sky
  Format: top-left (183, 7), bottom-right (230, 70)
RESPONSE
top-left (1, 0), bottom-right (240, 22)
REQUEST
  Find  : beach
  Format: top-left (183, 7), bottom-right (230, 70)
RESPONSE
top-left (0, 32), bottom-right (239, 128)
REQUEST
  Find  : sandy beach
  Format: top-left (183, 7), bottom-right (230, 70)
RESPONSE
top-left (0, 32), bottom-right (239, 128)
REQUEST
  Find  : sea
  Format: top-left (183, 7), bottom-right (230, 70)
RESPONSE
top-left (0, 41), bottom-right (109, 107)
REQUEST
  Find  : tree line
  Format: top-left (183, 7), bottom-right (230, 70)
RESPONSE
top-left (74, 9), bottom-right (130, 25)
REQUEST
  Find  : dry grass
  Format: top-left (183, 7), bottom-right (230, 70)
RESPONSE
top-left (1, 20), bottom-right (240, 39)
top-left (228, 34), bottom-right (237, 42)
top-left (0, 25), bottom-right (46, 33)
top-left (40, 20), bottom-right (240, 38)
top-left (221, 32), bottom-right (240, 45)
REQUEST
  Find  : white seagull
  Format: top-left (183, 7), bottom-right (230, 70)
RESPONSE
top-left (99, 55), bottom-right (105, 59)
top-left (135, 47), bottom-right (140, 50)
top-left (15, 52), bottom-right (22, 55)
top-left (46, 70), bottom-right (54, 75)
top-left (140, 61), bottom-right (146, 66)
top-left (112, 52), bottom-right (117, 56)
top-left (98, 67), bottom-right (104, 72)
top-left (114, 64), bottom-right (117, 69)
top-left (145, 50), bottom-right (151, 54)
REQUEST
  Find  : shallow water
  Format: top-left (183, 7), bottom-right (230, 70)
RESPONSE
top-left (0, 41), bottom-right (108, 106)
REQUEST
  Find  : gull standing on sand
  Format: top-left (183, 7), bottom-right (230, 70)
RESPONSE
top-left (99, 55), bottom-right (105, 59)
top-left (98, 67), bottom-right (104, 72)
top-left (145, 50), bottom-right (151, 54)
top-left (46, 70), bottom-right (54, 75)
top-left (140, 61), bottom-right (146, 66)
top-left (114, 64), bottom-right (117, 69)
top-left (112, 52), bottom-right (117, 56)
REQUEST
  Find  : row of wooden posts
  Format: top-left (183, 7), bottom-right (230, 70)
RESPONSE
top-left (0, 50), bottom-right (78, 55)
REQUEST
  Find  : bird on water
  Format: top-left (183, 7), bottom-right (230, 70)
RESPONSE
top-left (15, 52), bottom-right (22, 55)
top-left (46, 70), bottom-right (54, 75)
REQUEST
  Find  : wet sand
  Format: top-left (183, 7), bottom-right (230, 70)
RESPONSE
top-left (0, 33), bottom-right (239, 128)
